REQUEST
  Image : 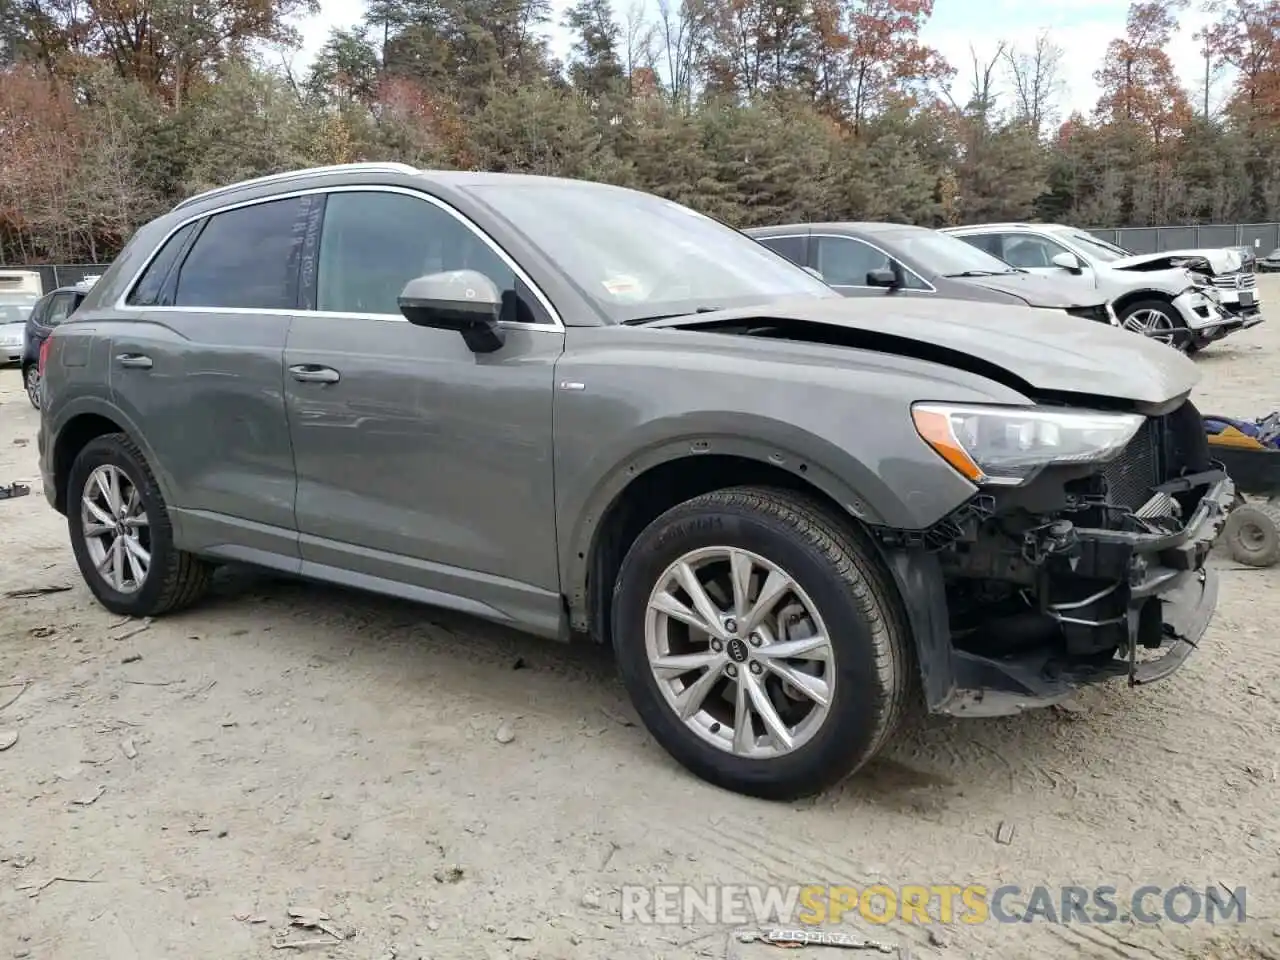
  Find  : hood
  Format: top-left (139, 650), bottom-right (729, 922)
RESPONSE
top-left (1109, 247), bottom-right (1242, 274)
top-left (953, 271), bottom-right (1103, 309)
top-left (644, 296), bottom-right (1198, 407)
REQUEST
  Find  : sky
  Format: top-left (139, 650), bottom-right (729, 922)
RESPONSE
top-left (286, 0), bottom-right (1227, 121)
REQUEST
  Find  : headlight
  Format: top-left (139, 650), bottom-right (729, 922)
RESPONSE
top-left (911, 403), bottom-right (1145, 486)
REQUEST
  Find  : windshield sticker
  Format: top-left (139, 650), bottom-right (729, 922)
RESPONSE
top-left (602, 275), bottom-right (642, 296)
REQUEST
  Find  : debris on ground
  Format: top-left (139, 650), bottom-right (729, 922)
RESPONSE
top-left (71, 785), bottom-right (106, 806)
top-left (995, 821), bottom-right (1015, 845)
top-left (2, 585), bottom-right (71, 599)
top-left (494, 721), bottom-right (515, 744)
top-left (736, 929), bottom-right (897, 952)
top-left (0, 730), bottom-right (17, 751)
top-left (120, 738), bottom-right (137, 759)
top-left (433, 865), bottom-right (465, 883)
top-left (16, 872), bottom-right (103, 898)
top-left (0, 680), bottom-right (30, 712)
top-left (286, 906), bottom-right (345, 940)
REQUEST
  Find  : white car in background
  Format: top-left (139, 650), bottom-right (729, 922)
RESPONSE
top-left (0, 269), bottom-right (44, 364)
top-left (942, 222), bottom-right (1261, 353)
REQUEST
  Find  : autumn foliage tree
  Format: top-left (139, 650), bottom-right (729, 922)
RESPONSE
top-left (3, 0), bottom-right (1280, 264)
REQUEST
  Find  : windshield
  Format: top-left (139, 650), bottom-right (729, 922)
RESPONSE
top-left (466, 182), bottom-right (838, 322)
top-left (889, 230), bottom-right (1018, 276)
top-left (1051, 228), bottom-right (1131, 262)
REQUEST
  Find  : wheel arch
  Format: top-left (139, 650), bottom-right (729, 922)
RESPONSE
top-left (51, 402), bottom-right (173, 518)
top-left (1112, 287), bottom-right (1177, 317)
top-left (565, 440), bottom-right (900, 647)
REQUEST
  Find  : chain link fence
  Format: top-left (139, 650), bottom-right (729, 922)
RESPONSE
top-left (1088, 224), bottom-right (1280, 256)
top-left (2, 263), bottom-right (115, 293)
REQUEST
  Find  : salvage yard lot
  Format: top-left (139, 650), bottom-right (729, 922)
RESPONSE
top-left (1, 290), bottom-right (1279, 960)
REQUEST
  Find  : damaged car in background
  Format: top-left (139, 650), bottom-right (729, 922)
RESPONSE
top-left (942, 222), bottom-right (1260, 353)
top-left (37, 165), bottom-right (1235, 800)
top-left (745, 221), bottom-right (1122, 330)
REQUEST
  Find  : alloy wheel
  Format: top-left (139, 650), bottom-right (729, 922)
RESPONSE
top-left (80, 464), bottom-right (151, 594)
top-left (644, 546), bottom-right (835, 759)
top-left (23, 367), bottom-right (40, 409)
top-left (1122, 308), bottom-right (1176, 345)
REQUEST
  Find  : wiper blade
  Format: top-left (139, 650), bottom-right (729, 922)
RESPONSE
top-left (943, 270), bottom-right (1004, 278)
top-left (623, 306), bottom-right (724, 326)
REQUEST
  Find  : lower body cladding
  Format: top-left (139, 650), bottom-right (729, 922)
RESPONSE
top-left (879, 404), bottom-right (1235, 718)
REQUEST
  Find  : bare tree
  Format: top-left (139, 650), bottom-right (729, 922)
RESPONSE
top-left (654, 0), bottom-right (714, 109)
top-left (622, 0), bottom-right (655, 84)
top-left (1002, 29), bottom-right (1064, 136)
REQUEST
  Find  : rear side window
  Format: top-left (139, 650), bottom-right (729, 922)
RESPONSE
top-left (758, 236), bottom-right (807, 266)
top-left (127, 221), bottom-right (198, 306)
top-left (174, 197), bottom-right (311, 310)
top-left (957, 233), bottom-right (1003, 258)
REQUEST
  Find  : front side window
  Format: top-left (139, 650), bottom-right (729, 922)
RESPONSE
top-left (174, 197), bottom-right (310, 310)
top-left (464, 181), bottom-right (836, 323)
top-left (1055, 229), bottom-right (1128, 262)
top-left (814, 236), bottom-right (928, 290)
top-left (889, 230), bottom-right (1017, 277)
top-left (997, 233), bottom-right (1073, 269)
top-left (314, 190), bottom-right (533, 320)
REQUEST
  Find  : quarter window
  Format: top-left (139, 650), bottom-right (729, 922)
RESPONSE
top-left (45, 293), bottom-right (78, 324)
top-left (127, 221), bottom-right (199, 306)
top-left (315, 190), bottom-right (540, 322)
top-left (174, 197), bottom-right (311, 310)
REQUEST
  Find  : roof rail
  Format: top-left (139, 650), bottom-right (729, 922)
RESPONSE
top-left (173, 162), bottom-right (420, 212)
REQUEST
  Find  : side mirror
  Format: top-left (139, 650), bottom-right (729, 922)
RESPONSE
top-left (1051, 252), bottom-right (1083, 273)
top-left (397, 270), bottom-right (505, 353)
top-left (866, 267), bottom-right (899, 288)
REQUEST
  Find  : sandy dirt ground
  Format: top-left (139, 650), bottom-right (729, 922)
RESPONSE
top-left (2, 288), bottom-right (1280, 960)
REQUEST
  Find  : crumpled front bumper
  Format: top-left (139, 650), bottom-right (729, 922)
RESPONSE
top-left (884, 470), bottom-right (1236, 718)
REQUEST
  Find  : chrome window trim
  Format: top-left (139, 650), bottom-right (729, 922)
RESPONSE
top-left (809, 233), bottom-right (936, 293)
top-left (115, 184), bottom-right (565, 332)
top-left (172, 162), bottom-right (421, 212)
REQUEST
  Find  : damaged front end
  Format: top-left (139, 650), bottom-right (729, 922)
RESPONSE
top-left (879, 398), bottom-right (1234, 717)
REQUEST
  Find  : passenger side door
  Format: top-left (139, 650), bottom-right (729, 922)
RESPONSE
top-left (283, 188), bottom-right (565, 634)
top-left (813, 236), bottom-right (932, 297)
top-left (109, 198), bottom-right (305, 563)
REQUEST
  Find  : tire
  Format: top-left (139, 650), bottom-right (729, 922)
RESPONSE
top-left (1118, 299), bottom-right (1186, 348)
top-left (1222, 501), bottom-right (1280, 568)
top-left (67, 432), bottom-right (213, 616)
top-left (610, 485), bottom-right (912, 800)
top-left (22, 364), bottom-right (40, 410)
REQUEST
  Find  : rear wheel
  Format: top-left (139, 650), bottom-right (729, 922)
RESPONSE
top-left (67, 433), bottom-right (213, 616)
top-left (1119, 299), bottom-right (1185, 348)
top-left (22, 364), bottom-right (40, 409)
top-left (610, 485), bottom-right (912, 800)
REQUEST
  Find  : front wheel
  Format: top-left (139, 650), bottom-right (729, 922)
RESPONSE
top-left (1119, 299), bottom-right (1186, 348)
top-left (611, 486), bottom-right (912, 800)
top-left (67, 433), bottom-right (213, 617)
top-left (22, 364), bottom-right (40, 410)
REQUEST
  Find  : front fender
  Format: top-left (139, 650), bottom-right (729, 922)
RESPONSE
top-left (552, 326), bottom-right (1028, 615)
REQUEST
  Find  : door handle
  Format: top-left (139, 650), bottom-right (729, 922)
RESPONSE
top-left (289, 364), bottom-right (340, 384)
top-left (115, 353), bottom-right (153, 369)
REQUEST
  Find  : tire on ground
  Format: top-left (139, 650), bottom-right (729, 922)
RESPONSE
top-left (1222, 501), bottom-right (1280, 568)
top-left (67, 432), bottom-right (213, 616)
top-left (610, 484), bottom-right (912, 800)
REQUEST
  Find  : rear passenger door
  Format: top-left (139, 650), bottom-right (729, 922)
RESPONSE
top-left (282, 187), bottom-right (565, 631)
top-left (111, 196), bottom-right (309, 564)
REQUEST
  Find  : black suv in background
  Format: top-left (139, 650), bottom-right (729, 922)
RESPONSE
top-left (21, 279), bottom-right (95, 409)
